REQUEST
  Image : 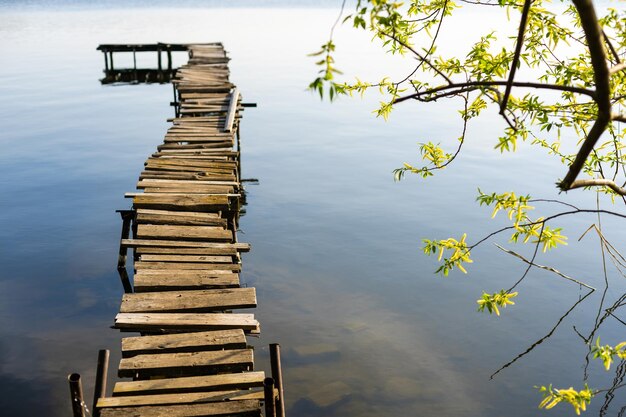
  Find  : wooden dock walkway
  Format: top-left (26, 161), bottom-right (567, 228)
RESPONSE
top-left (70, 43), bottom-right (284, 417)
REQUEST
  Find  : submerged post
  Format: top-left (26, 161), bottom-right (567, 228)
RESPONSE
top-left (92, 349), bottom-right (110, 417)
top-left (68, 373), bottom-right (86, 417)
top-left (264, 377), bottom-right (276, 417)
top-left (117, 210), bottom-right (134, 293)
top-left (270, 343), bottom-right (285, 417)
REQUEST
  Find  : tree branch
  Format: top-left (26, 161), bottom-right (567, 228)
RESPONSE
top-left (612, 113), bottom-right (626, 123)
top-left (558, 0), bottom-right (612, 191)
top-left (604, 30), bottom-right (622, 64)
top-left (468, 208), bottom-right (626, 252)
top-left (610, 63), bottom-right (626, 75)
top-left (500, 0), bottom-right (532, 114)
top-left (568, 178), bottom-right (626, 195)
top-left (393, 80), bottom-right (595, 104)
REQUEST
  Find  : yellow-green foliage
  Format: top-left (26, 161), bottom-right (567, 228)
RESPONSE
top-left (537, 385), bottom-right (594, 415)
top-left (591, 338), bottom-right (626, 371)
top-left (423, 233), bottom-right (473, 275)
top-left (476, 290), bottom-right (518, 316)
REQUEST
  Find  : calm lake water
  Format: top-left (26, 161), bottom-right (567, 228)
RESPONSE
top-left (0, 1), bottom-right (624, 416)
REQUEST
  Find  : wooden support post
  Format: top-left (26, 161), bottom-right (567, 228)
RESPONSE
top-left (109, 52), bottom-right (114, 71)
top-left (92, 349), bottom-right (110, 417)
top-left (172, 83), bottom-right (179, 118)
top-left (133, 49), bottom-right (138, 82)
top-left (264, 377), bottom-right (276, 417)
top-left (104, 52), bottom-right (109, 71)
top-left (270, 344), bottom-right (286, 417)
top-left (68, 373), bottom-right (86, 417)
top-left (117, 210), bottom-right (134, 293)
top-left (157, 47), bottom-right (163, 81)
top-left (167, 47), bottom-right (172, 71)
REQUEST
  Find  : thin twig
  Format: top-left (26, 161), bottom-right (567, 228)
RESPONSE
top-left (529, 199), bottom-right (580, 210)
top-left (395, 0), bottom-right (449, 86)
top-left (379, 31), bottom-right (453, 84)
top-left (505, 223), bottom-right (545, 292)
top-left (496, 244), bottom-right (596, 290)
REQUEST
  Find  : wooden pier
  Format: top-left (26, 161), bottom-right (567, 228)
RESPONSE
top-left (69, 43), bottom-right (284, 417)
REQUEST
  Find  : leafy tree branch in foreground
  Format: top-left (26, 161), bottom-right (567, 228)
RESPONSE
top-left (311, 0), bottom-right (626, 414)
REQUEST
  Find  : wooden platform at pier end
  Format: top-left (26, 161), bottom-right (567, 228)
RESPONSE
top-left (87, 43), bottom-right (284, 417)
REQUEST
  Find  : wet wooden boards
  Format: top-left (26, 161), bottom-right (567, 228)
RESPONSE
top-left (97, 43), bottom-right (266, 417)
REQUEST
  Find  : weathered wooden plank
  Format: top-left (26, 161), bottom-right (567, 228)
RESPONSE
top-left (136, 224), bottom-right (231, 240)
top-left (145, 162), bottom-right (235, 175)
top-left (121, 329), bottom-right (247, 357)
top-left (163, 132), bottom-right (232, 138)
top-left (99, 399), bottom-right (261, 417)
top-left (143, 168), bottom-right (235, 177)
top-left (117, 349), bottom-right (254, 377)
top-left (120, 288), bottom-right (256, 313)
top-left (112, 371), bottom-right (265, 396)
top-left (134, 262), bottom-right (241, 271)
top-left (114, 313), bottom-right (259, 332)
top-left (136, 213), bottom-right (227, 227)
top-left (153, 156), bottom-right (233, 161)
top-left (144, 163), bottom-right (235, 174)
top-left (137, 209), bottom-right (220, 218)
top-left (136, 179), bottom-right (239, 186)
top-left (98, 389), bottom-right (264, 408)
top-left (157, 143), bottom-right (233, 151)
top-left (140, 187), bottom-right (234, 195)
top-left (129, 192), bottom-right (237, 199)
top-left (121, 239), bottom-right (250, 252)
top-left (133, 194), bottom-right (230, 211)
top-left (139, 254), bottom-right (233, 263)
top-left (134, 272), bottom-right (240, 292)
top-left (163, 136), bottom-right (233, 144)
top-left (136, 224), bottom-right (232, 241)
top-left (147, 157), bottom-right (237, 167)
top-left (135, 247), bottom-right (238, 256)
top-left (139, 171), bottom-right (237, 182)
